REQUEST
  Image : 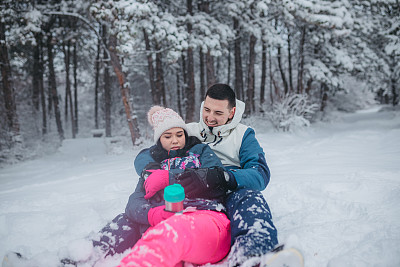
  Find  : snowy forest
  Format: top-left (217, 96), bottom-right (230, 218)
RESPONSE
top-left (1, 0), bottom-right (399, 164)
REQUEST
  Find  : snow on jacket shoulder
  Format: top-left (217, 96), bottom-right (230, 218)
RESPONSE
top-left (186, 99), bottom-right (270, 191)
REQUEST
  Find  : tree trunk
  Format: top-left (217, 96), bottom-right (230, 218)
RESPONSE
top-left (176, 70), bottom-right (183, 115)
top-left (268, 47), bottom-right (277, 104)
top-left (186, 49), bottom-right (195, 122)
top-left (227, 45), bottom-right (231, 85)
top-left (155, 42), bottom-right (166, 106)
top-left (320, 83), bottom-right (328, 112)
top-left (390, 60), bottom-right (398, 106)
top-left (108, 35), bottom-right (140, 145)
top-left (94, 32), bottom-right (100, 129)
top-left (38, 36), bottom-right (47, 135)
top-left (246, 34), bottom-right (256, 114)
top-left (181, 54), bottom-right (187, 110)
top-left (34, 32), bottom-right (47, 135)
top-left (305, 78), bottom-right (312, 95)
top-left (206, 51), bottom-right (215, 87)
top-left (64, 42), bottom-right (69, 122)
top-left (0, 19), bottom-right (20, 140)
top-left (73, 41), bottom-right (78, 134)
top-left (260, 40), bottom-right (267, 110)
top-left (277, 45), bottom-right (288, 95)
top-left (102, 25), bottom-right (112, 137)
top-left (233, 18), bottom-right (243, 100)
top-left (199, 50), bottom-right (205, 98)
top-left (63, 41), bottom-right (76, 138)
top-left (185, 0), bottom-right (195, 122)
top-left (297, 26), bottom-right (306, 94)
top-left (143, 28), bottom-right (158, 105)
top-left (198, 0), bottom-right (212, 92)
top-left (47, 33), bottom-right (64, 140)
top-left (33, 33), bottom-right (41, 111)
top-left (287, 32), bottom-right (294, 93)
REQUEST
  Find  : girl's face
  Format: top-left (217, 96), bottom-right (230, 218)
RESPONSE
top-left (160, 127), bottom-right (186, 151)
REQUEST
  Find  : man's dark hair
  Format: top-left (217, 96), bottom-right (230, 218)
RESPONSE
top-left (205, 84), bottom-right (236, 109)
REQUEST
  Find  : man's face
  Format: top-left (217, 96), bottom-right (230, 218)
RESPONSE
top-left (202, 96), bottom-right (236, 127)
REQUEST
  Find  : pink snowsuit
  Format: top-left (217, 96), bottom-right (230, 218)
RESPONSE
top-left (118, 210), bottom-right (231, 267)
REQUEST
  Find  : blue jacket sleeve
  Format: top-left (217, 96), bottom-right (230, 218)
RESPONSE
top-left (227, 128), bottom-right (270, 190)
top-left (125, 178), bottom-right (164, 224)
top-left (134, 148), bottom-right (155, 176)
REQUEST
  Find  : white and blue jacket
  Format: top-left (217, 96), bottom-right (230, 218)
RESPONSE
top-left (186, 99), bottom-right (270, 191)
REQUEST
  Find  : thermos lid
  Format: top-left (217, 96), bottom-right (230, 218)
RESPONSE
top-left (164, 184), bottom-right (185, 203)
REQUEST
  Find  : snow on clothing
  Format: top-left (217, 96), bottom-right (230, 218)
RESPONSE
top-left (119, 137), bottom-right (231, 266)
top-left (118, 211), bottom-right (230, 267)
top-left (186, 99), bottom-right (270, 190)
top-left (185, 99), bottom-right (278, 263)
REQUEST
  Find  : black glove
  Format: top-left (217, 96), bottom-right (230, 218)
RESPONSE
top-left (175, 167), bottom-right (237, 199)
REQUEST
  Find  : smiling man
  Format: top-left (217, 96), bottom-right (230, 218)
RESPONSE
top-left (181, 83), bottom-right (279, 266)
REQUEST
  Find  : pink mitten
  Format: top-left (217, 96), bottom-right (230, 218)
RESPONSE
top-left (147, 205), bottom-right (174, 226)
top-left (144, 169), bottom-right (169, 199)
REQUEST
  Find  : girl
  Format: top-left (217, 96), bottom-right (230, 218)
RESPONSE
top-left (118, 106), bottom-right (231, 267)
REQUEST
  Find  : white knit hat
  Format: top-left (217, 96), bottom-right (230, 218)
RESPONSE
top-left (147, 106), bottom-right (188, 142)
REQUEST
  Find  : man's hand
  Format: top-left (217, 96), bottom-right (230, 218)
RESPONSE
top-left (143, 169), bottom-right (169, 199)
top-left (175, 167), bottom-right (236, 199)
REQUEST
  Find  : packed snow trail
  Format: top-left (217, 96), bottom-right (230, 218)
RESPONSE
top-left (0, 107), bottom-right (399, 267)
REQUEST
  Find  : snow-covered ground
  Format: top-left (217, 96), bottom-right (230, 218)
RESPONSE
top-left (1, 107), bottom-right (399, 267)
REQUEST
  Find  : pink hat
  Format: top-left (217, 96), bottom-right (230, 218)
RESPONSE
top-left (147, 106), bottom-right (187, 142)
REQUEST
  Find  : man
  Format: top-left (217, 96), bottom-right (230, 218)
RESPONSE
top-left (180, 83), bottom-right (279, 265)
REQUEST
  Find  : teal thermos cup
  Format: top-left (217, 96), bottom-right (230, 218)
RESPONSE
top-left (164, 184), bottom-right (185, 213)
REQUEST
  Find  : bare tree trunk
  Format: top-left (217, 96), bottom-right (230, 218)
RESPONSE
top-left (233, 18), bottom-right (243, 100)
top-left (73, 41), bottom-right (78, 134)
top-left (269, 47), bottom-right (274, 104)
top-left (47, 32), bottom-right (64, 140)
top-left (63, 41), bottom-right (76, 138)
top-left (176, 70), bottom-right (183, 115)
top-left (34, 32), bottom-right (47, 135)
top-left (33, 34), bottom-right (41, 111)
top-left (305, 78), bottom-right (312, 95)
top-left (277, 45), bottom-right (288, 95)
top-left (181, 54), bottom-right (187, 110)
top-left (199, 50), bottom-right (205, 98)
top-left (206, 51), bottom-right (215, 87)
top-left (143, 29), bottom-right (158, 105)
top-left (64, 43), bottom-right (69, 122)
top-left (108, 35), bottom-right (140, 145)
top-left (320, 83), bottom-right (328, 112)
top-left (297, 26), bottom-right (306, 94)
top-left (198, 0), bottom-right (212, 92)
top-left (246, 34), bottom-right (256, 114)
top-left (227, 45), bottom-right (231, 85)
top-left (185, 0), bottom-right (195, 122)
top-left (0, 19), bottom-right (20, 140)
top-left (155, 42), bottom-right (165, 106)
top-left (260, 40), bottom-right (267, 110)
top-left (38, 36), bottom-right (47, 135)
top-left (102, 25), bottom-right (111, 137)
top-left (94, 32), bottom-right (100, 129)
top-left (390, 60), bottom-right (398, 106)
top-left (287, 32), bottom-right (294, 93)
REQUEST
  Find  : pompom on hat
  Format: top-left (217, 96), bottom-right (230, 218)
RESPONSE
top-left (147, 106), bottom-right (188, 142)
